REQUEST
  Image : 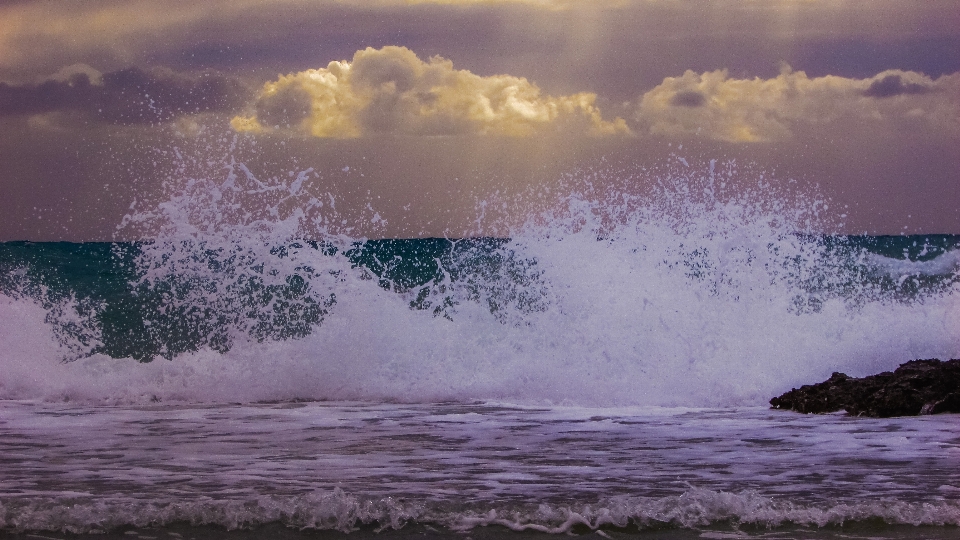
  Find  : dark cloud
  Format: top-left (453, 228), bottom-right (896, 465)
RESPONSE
top-left (130, 5), bottom-right (514, 84)
top-left (670, 91), bottom-right (706, 108)
top-left (797, 36), bottom-right (960, 81)
top-left (97, 68), bottom-right (250, 124)
top-left (4, 1), bottom-right (959, 102)
top-left (0, 73), bottom-right (97, 116)
top-left (863, 74), bottom-right (933, 98)
top-left (0, 67), bottom-right (250, 124)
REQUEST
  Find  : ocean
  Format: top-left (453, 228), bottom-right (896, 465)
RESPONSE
top-left (1, 158), bottom-right (959, 538)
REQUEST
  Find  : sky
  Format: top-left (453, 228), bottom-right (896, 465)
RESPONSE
top-left (1, 0), bottom-right (958, 240)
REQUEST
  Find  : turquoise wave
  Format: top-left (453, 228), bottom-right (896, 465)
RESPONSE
top-left (0, 235), bottom-right (957, 363)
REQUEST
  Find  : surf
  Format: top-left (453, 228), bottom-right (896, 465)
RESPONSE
top-left (1, 148), bottom-right (958, 407)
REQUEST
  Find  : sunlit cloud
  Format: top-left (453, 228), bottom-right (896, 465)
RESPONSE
top-left (232, 46), bottom-right (630, 138)
top-left (635, 67), bottom-right (960, 142)
top-left (333, 0), bottom-right (631, 8)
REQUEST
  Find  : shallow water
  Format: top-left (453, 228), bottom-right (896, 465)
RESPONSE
top-left (1, 401), bottom-right (958, 537)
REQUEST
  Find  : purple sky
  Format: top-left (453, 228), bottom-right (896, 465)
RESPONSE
top-left (1, 0), bottom-right (958, 240)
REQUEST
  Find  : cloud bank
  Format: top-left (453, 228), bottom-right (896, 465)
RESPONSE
top-left (5, 48), bottom-right (956, 150)
top-left (0, 66), bottom-right (248, 125)
top-left (334, 0), bottom-right (628, 7)
top-left (232, 48), bottom-right (959, 147)
top-left (231, 46), bottom-right (630, 138)
top-left (635, 67), bottom-right (960, 142)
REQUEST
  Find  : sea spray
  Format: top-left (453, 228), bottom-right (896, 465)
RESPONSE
top-left (0, 149), bottom-right (958, 406)
top-left (0, 254), bottom-right (104, 362)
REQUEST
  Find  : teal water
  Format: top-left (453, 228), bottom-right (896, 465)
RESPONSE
top-left (1, 235), bottom-right (957, 363)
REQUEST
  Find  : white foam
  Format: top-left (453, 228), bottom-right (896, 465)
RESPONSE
top-left (0, 295), bottom-right (91, 400)
top-left (2, 488), bottom-right (958, 534)
top-left (1, 157), bottom-right (958, 407)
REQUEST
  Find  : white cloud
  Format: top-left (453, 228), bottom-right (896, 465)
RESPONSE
top-left (635, 67), bottom-right (960, 142)
top-left (232, 46), bottom-right (630, 138)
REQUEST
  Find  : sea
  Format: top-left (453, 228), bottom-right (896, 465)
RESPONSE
top-left (1, 155), bottom-right (959, 539)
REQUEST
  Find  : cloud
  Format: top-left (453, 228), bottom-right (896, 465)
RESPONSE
top-left (0, 66), bottom-right (249, 125)
top-left (862, 73), bottom-right (933, 98)
top-left (232, 46), bottom-right (630, 138)
top-left (334, 0), bottom-right (629, 8)
top-left (3, 0), bottom-right (958, 108)
top-left (669, 90), bottom-right (706, 108)
top-left (635, 67), bottom-right (960, 142)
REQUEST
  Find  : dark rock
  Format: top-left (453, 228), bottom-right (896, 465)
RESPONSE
top-left (770, 359), bottom-right (960, 417)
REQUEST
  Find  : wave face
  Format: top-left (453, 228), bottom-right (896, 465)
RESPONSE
top-left (1, 156), bottom-right (958, 406)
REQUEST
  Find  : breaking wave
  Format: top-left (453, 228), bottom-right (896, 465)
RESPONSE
top-left (1, 148), bottom-right (958, 407)
top-left (3, 488), bottom-right (959, 535)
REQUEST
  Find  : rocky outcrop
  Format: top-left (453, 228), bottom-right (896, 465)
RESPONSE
top-left (770, 359), bottom-right (960, 417)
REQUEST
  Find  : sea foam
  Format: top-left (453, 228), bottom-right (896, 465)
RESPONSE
top-left (1, 153), bottom-right (958, 407)
top-left (3, 488), bottom-right (959, 534)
